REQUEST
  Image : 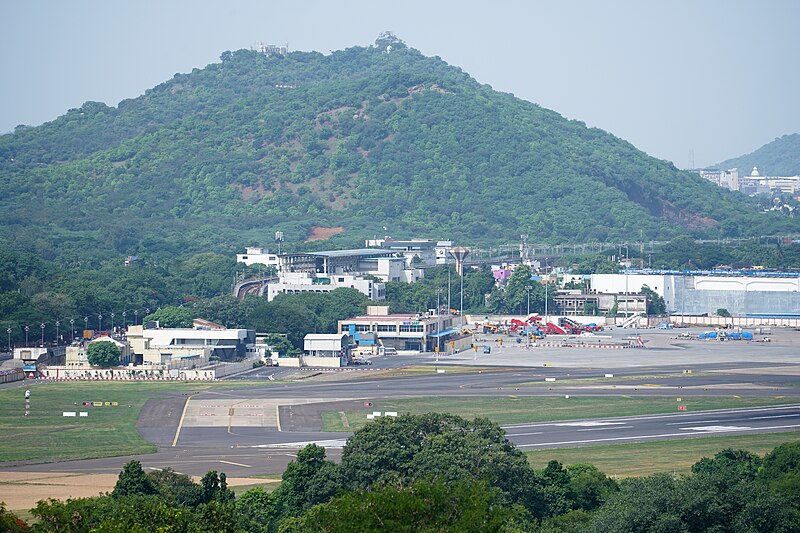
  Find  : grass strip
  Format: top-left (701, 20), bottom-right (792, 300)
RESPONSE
top-left (0, 380), bottom-right (270, 462)
top-left (525, 430), bottom-right (800, 477)
top-left (322, 395), bottom-right (799, 432)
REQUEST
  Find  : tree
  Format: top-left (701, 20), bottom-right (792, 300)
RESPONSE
top-left (640, 285), bottom-right (666, 316)
top-left (236, 487), bottom-right (279, 533)
top-left (716, 308), bottom-right (732, 317)
top-left (567, 463), bottom-right (618, 511)
top-left (374, 31), bottom-right (407, 51)
top-left (273, 444), bottom-right (341, 517)
top-left (0, 502), bottom-right (28, 532)
top-left (143, 306), bottom-right (193, 328)
top-left (147, 467), bottom-right (203, 507)
top-left (200, 470), bottom-right (235, 504)
top-left (339, 413), bottom-right (548, 518)
top-left (692, 448), bottom-right (761, 481)
top-left (112, 460), bottom-right (157, 498)
top-left (759, 441), bottom-right (800, 505)
top-left (86, 341), bottom-right (121, 368)
top-left (589, 473), bottom-right (682, 532)
top-left (284, 479), bottom-right (533, 532)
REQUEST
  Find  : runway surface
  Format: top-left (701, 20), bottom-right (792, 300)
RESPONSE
top-left (4, 328), bottom-right (800, 478)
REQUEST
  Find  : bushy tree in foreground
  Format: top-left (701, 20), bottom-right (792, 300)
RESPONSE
top-left (86, 341), bottom-right (121, 368)
top-left (281, 479), bottom-right (533, 532)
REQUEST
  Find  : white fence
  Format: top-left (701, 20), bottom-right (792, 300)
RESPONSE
top-left (42, 366), bottom-right (215, 381)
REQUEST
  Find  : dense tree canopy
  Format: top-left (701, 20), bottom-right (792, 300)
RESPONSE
top-left (1, 43), bottom-right (794, 272)
top-left (3, 431), bottom-right (800, 532)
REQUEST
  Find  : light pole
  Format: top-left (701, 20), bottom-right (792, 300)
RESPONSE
top-left (525, 285), bottom-right (532, 316)
top-left (70, 318), bottom-right (75, 342)
top-left (6, 327), bottom-right (11, 351)
top-left (97, 314), bottom-right (103, 332)
top-left (122, 311), bottom-right (127, 329)
top-left (55, 320), bottom-right (59, 345)
top-left (544, 281), bottom-right (549, 325)
top-left (447, 258), bottom-right (451, 315)
top-left (84, 316), bottom-right (89, 338)
top-left (134, 310), bottom-right (139, 325)
top-left (40, 323), bottom-right (45, 347)
top-left (110, 312), bottom-right (115, 332)
top-left (24, 325), bottom-right (29, 347)
top-left (460, 273), bottom-right (464, 328)
top-left (436, 287), bottom-right (444, 354)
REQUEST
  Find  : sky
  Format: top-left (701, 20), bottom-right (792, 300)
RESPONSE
top-left (2, 0), bottom-right (799, 168)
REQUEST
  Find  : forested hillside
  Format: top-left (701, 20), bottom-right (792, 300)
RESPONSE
top-left (715, 133), bottom-right (800, 176)
top-left (1, 36), bottom-right (795, 267)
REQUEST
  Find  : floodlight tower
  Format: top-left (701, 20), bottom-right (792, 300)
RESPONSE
top-left (448, 247), bottom-right (470, 328)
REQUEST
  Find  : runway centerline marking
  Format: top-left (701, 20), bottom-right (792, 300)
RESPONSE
top-left (577, 425), bottom-right (633, 432)
top-left (681, 425), bottom-right (751, 432)
top-left (665, 419), bottom-right (722, 425)
top-left (552, 421), bottom-right (627, 427)
top-left (749, 414), bottom-right (798, 420)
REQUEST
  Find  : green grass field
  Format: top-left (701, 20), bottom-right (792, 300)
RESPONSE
top-left (321, 395), bottom-right (800, 432)
top-left (0, 381), bottom-right (267, 463)
top-left (525, 430), bottom-right (800, 477)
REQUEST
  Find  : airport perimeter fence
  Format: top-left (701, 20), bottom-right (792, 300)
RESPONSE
top-left (0, 368), bottom-right (25, 384)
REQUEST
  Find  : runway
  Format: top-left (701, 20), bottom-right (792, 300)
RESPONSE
top-left (3, 328), bottom-right (800, 478)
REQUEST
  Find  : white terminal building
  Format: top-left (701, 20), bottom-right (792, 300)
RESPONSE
top-left (239, 247), bottom-right (426, 302)
top-left (365, 238), bottom-right (454, 266)
top-left (126, 323), bottom-right (253, 366)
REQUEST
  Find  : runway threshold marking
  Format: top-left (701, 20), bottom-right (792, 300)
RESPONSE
top-left (219, 460), bottom-right (251, 468)
top-left (172, 394), bottom-right (196, 447)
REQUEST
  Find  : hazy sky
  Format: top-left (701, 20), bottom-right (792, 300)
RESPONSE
top-left (3, 0), bottom-right (798, 168)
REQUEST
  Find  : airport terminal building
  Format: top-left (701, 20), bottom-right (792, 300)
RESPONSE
top-left (591, 270), bottom-right (800, 317)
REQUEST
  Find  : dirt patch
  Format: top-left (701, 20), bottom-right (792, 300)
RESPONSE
top-left (234, 182), bottom-right (272, 201)
top-left (0, 471), bottom-right (279, 512)
top-left (306, 226), bottom-right (345, 242)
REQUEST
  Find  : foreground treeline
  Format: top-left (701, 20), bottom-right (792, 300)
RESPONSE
top-left (2, 414), bottom-right (800, 532)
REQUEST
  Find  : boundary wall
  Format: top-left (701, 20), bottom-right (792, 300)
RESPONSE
top-left (42, 366), bottom-right (215, 380)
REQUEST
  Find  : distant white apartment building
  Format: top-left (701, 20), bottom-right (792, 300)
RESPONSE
top-left (700, 167), bottom-right (800, 195)
top-left (267, 272), bottom-right (386, 302)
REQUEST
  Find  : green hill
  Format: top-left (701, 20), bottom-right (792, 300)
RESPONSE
top-left (1, 37), bottom-right (795, 264)
top-left (715, 133), bottom-right (800, 176)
